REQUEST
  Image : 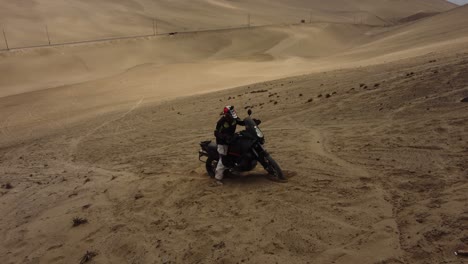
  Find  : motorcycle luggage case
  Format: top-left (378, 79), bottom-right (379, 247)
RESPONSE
top-left (200, 141), bottom-right (218, 158)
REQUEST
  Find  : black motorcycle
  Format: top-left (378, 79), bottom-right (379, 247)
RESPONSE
top-left (199, 110), bottom-right (285, 180)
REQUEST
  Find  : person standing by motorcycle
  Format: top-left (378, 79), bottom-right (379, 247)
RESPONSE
top-left (213, 106), bottom-right (245, 185)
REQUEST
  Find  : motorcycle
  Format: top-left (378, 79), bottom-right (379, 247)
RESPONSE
top-left (199, 109), bottom-right (285, 180)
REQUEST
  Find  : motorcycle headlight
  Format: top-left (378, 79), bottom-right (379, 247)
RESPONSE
top-left (255, 126), bottom-right (264, 138)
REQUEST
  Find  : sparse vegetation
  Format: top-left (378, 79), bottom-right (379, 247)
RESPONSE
top-left (250, 89), bottom-right (268, 94)
top-left (79, 251), bottom-right (98, 264)
top-left (72, 217), bottom-right (88, 227)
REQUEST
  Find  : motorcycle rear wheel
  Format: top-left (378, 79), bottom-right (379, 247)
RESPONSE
top-left (205, 157), bottom-right (218, 178)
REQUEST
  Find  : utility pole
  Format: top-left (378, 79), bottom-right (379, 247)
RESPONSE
top-left (153, 18), bottom-right (159, 35)
top-left (45, 25), bottom-right (51, 45)
top-left (2, 29), bottom-right (9, 50)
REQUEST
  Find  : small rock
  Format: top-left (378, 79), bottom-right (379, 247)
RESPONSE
top-left (135, 193), bottom-right (144, 200)
top-left (325, 94), bottom-right (331, 98)
top-left (307, 98), bottom-right (313, 103)
top-left (461, 97), bottom-right (468, 103)
top-left (213, 241), bottom-right (225, 250)
top-left (1, 183), bottom-right (13, 189)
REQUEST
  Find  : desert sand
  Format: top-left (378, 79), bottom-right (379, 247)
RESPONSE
top-left (0, 1), bottom-right (467, 264)
top-left (0, 0), bottom-right (456, 46)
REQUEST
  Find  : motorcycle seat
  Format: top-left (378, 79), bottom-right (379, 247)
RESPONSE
top-left (208, 141), bottom-right (217, 151)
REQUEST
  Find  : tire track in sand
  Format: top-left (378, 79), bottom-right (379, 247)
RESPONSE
top-left (68, 98), bottom-right (144, 160)
top-left (263, 115), bottom-right (403, 262)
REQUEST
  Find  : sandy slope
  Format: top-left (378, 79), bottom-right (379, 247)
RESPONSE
top-left (1, 47), bottom-right (467, 264)
top-left (0, 2), bottom-right (468, 264)
top-left (1, 6), bottom-right (468, 147)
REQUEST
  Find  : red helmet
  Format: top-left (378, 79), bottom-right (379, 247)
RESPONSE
top-left (223, 105), bottom-right (238, 119)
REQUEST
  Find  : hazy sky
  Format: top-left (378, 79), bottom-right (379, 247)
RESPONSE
top-left (448, 0), bottom-right (468, 5)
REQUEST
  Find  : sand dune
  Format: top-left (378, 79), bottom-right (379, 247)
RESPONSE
top-left (1, 6), bottom-right (467, 146)
top-left (0, 1), bottom-right (467, 264)
top-left (339, 4), bottom-right (468, 60)
top-left (0, 0), bottom-right (456, 47)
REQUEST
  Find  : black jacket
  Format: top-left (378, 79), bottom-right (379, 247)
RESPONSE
top-left (214, 116), bottom-right (245, 144)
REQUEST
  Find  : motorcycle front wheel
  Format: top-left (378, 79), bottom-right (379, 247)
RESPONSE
top-left (263, 155), bottom-right (285, 180)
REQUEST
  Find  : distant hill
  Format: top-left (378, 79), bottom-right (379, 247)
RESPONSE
top-left (0, 0), bottom-right (457, 47)
top-left (398, 12), bottom-right (440, 23)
